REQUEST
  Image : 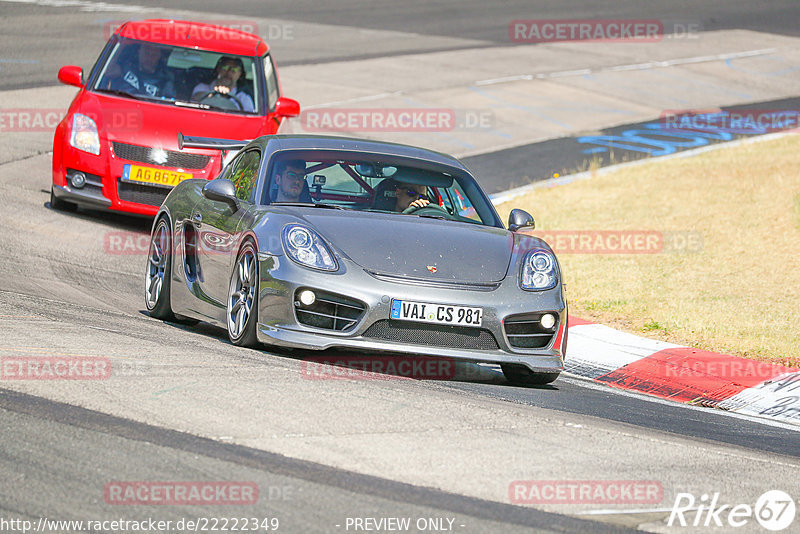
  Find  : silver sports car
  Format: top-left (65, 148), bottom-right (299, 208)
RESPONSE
top-left (145, 134), bottom-right (568, 385)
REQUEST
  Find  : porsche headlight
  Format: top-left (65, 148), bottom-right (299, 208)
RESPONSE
top-left (521, 249), bottom-right (557, 290)
top-left (282, 224), bottom-right (337, 271)
top-left (69, 113), bottom-right (100, 155)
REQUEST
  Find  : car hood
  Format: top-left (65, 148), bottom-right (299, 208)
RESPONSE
top-left (77, 91), bottom-right (269, 149)
top-left (298, 210), bottom-right (514, 283)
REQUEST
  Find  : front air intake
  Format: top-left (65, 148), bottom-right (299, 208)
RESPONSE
top-left (503, 313), bottom-right (558, 349)
top-left (294, 289), bottom-right (366, 331)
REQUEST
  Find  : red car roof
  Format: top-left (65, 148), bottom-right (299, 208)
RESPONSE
top-left (116, 19), bottom-right (269, 57)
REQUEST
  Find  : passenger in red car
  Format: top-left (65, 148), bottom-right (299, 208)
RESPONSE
top-left (102, 43), bottom-right (175, 99)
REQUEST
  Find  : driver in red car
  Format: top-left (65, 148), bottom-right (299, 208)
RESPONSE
top-left (395, 182), bottom-right (430, 212)
top-left (191, 56), bottom-right (255, 112)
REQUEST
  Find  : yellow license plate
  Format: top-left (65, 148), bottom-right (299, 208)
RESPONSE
top-left (123, 164), bottom-right (192, 187)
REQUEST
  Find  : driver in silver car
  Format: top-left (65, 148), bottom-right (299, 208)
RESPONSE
top-left (191, 56), bottom-right (255, 112)
top-left (394, 182), bottom-right (430, 212)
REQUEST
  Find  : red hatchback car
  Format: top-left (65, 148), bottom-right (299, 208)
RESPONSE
top-left (51, 19), bottom-right (300, 216)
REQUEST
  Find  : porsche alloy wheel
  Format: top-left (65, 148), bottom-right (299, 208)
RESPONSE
top-left (145, 218), bottom-right (174, 319)
top-left (227, 241), bottom-right (259, 347)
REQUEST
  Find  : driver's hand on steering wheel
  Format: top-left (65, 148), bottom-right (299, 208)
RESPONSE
top-left (408, 198), bottom-right (430, 209)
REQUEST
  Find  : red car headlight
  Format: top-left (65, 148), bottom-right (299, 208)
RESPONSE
top-left (69, 113), bottom-right (101, 155)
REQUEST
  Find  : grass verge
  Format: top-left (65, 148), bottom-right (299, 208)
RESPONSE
top-left (495, 135), bottom-right (800, 367)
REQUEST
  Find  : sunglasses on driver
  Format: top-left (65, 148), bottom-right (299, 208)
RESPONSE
top-left (219, 64), bottom-right (243, 73)
top-left (398, 188), bottom-right (426, 199)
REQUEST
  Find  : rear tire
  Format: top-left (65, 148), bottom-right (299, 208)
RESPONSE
top-left (144, 217), bottom-right (175, 320)
top-left (501, 364), bottom-right (559, 386)
top-left (227, 240), bottom-right (259, 347)
top-left (50, 187), bottom-right (77, 212)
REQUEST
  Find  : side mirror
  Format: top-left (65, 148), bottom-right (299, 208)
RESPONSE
top-left (202, 179), bottom-right (240, 211)
top-left (58, 66), bottom-right (84, 88)
top-left (508, 208), bottom-right (535, 232)
top-left (273, 97), bottom-right (300, 118)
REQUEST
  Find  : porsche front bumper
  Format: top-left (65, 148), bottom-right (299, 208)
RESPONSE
top-left (255, 253), bottom-right (567, 373)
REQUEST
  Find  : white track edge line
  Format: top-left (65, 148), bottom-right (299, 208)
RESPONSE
top-left (561, 375), bottom-right (800, 432)
top-left (490, 131), bottom-right (795, 205)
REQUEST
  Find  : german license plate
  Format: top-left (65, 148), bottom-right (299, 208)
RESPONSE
top-left (122, 164), bottom-right (192, 187)
top-left (390, 299), bottom-right (483, 327)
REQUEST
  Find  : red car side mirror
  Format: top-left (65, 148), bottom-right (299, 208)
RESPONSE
top-left (274, 97), bottom-right (300, 118)
top-left (58, 66), bottom-right (84, 88)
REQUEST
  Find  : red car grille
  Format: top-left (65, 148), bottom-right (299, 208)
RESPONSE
top-left (117, 180), bottom-right (170, 207)
top-left (112, 142), bottom-right (210, 170)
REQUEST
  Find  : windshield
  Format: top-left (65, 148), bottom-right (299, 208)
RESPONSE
top-left (264, 152), bottom-right (502, 228)
top-left (92, 38), bottom-right (261, 114)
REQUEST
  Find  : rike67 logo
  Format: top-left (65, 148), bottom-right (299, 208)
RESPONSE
top-left (669, 490), bottom-right (796, 531)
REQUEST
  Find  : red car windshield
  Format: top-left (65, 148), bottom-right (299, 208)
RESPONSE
top-left (93, 38), bottom-right (261, 114)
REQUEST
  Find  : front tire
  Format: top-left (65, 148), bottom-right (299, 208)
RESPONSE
top-left (501, 364), bottom-right (559, 386)
top-left (145, 217), bottom-right (175, 320)
top-left (227, 240), bottom-right (259, 347)
top-left (50, 187), bottom-right (77, 212)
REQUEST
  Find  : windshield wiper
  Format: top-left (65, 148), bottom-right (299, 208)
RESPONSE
top-left (271, 202), bottom-right (351, 210)
top-left (95, 88), bottom-right (175, 104)
top-left (94, 88), bottom-right (147, 100)
top-left (173, 100), bottom-right (207, 109)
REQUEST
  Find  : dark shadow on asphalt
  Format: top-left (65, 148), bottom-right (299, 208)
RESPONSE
top-left (142, 312), bottom-right (564, 388)
top-left (45, 199), bottom-right (153, 232)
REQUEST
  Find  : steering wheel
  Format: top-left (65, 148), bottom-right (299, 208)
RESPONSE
top-left (197, 90), bottom-right (243, 111)
top-left (402, 203), bottom-right (454, 219)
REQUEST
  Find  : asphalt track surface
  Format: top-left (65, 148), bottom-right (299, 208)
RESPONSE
top-left (467, 95), bottom-right (800, 194)
top-left (28, 0), bottom-right (800, 43)
top-left (2, 1), bottom-right (800, 533)
top-left (1, 390), bottom-right (625, 534)
top-left (3, 0), bottom-right (800, 88)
